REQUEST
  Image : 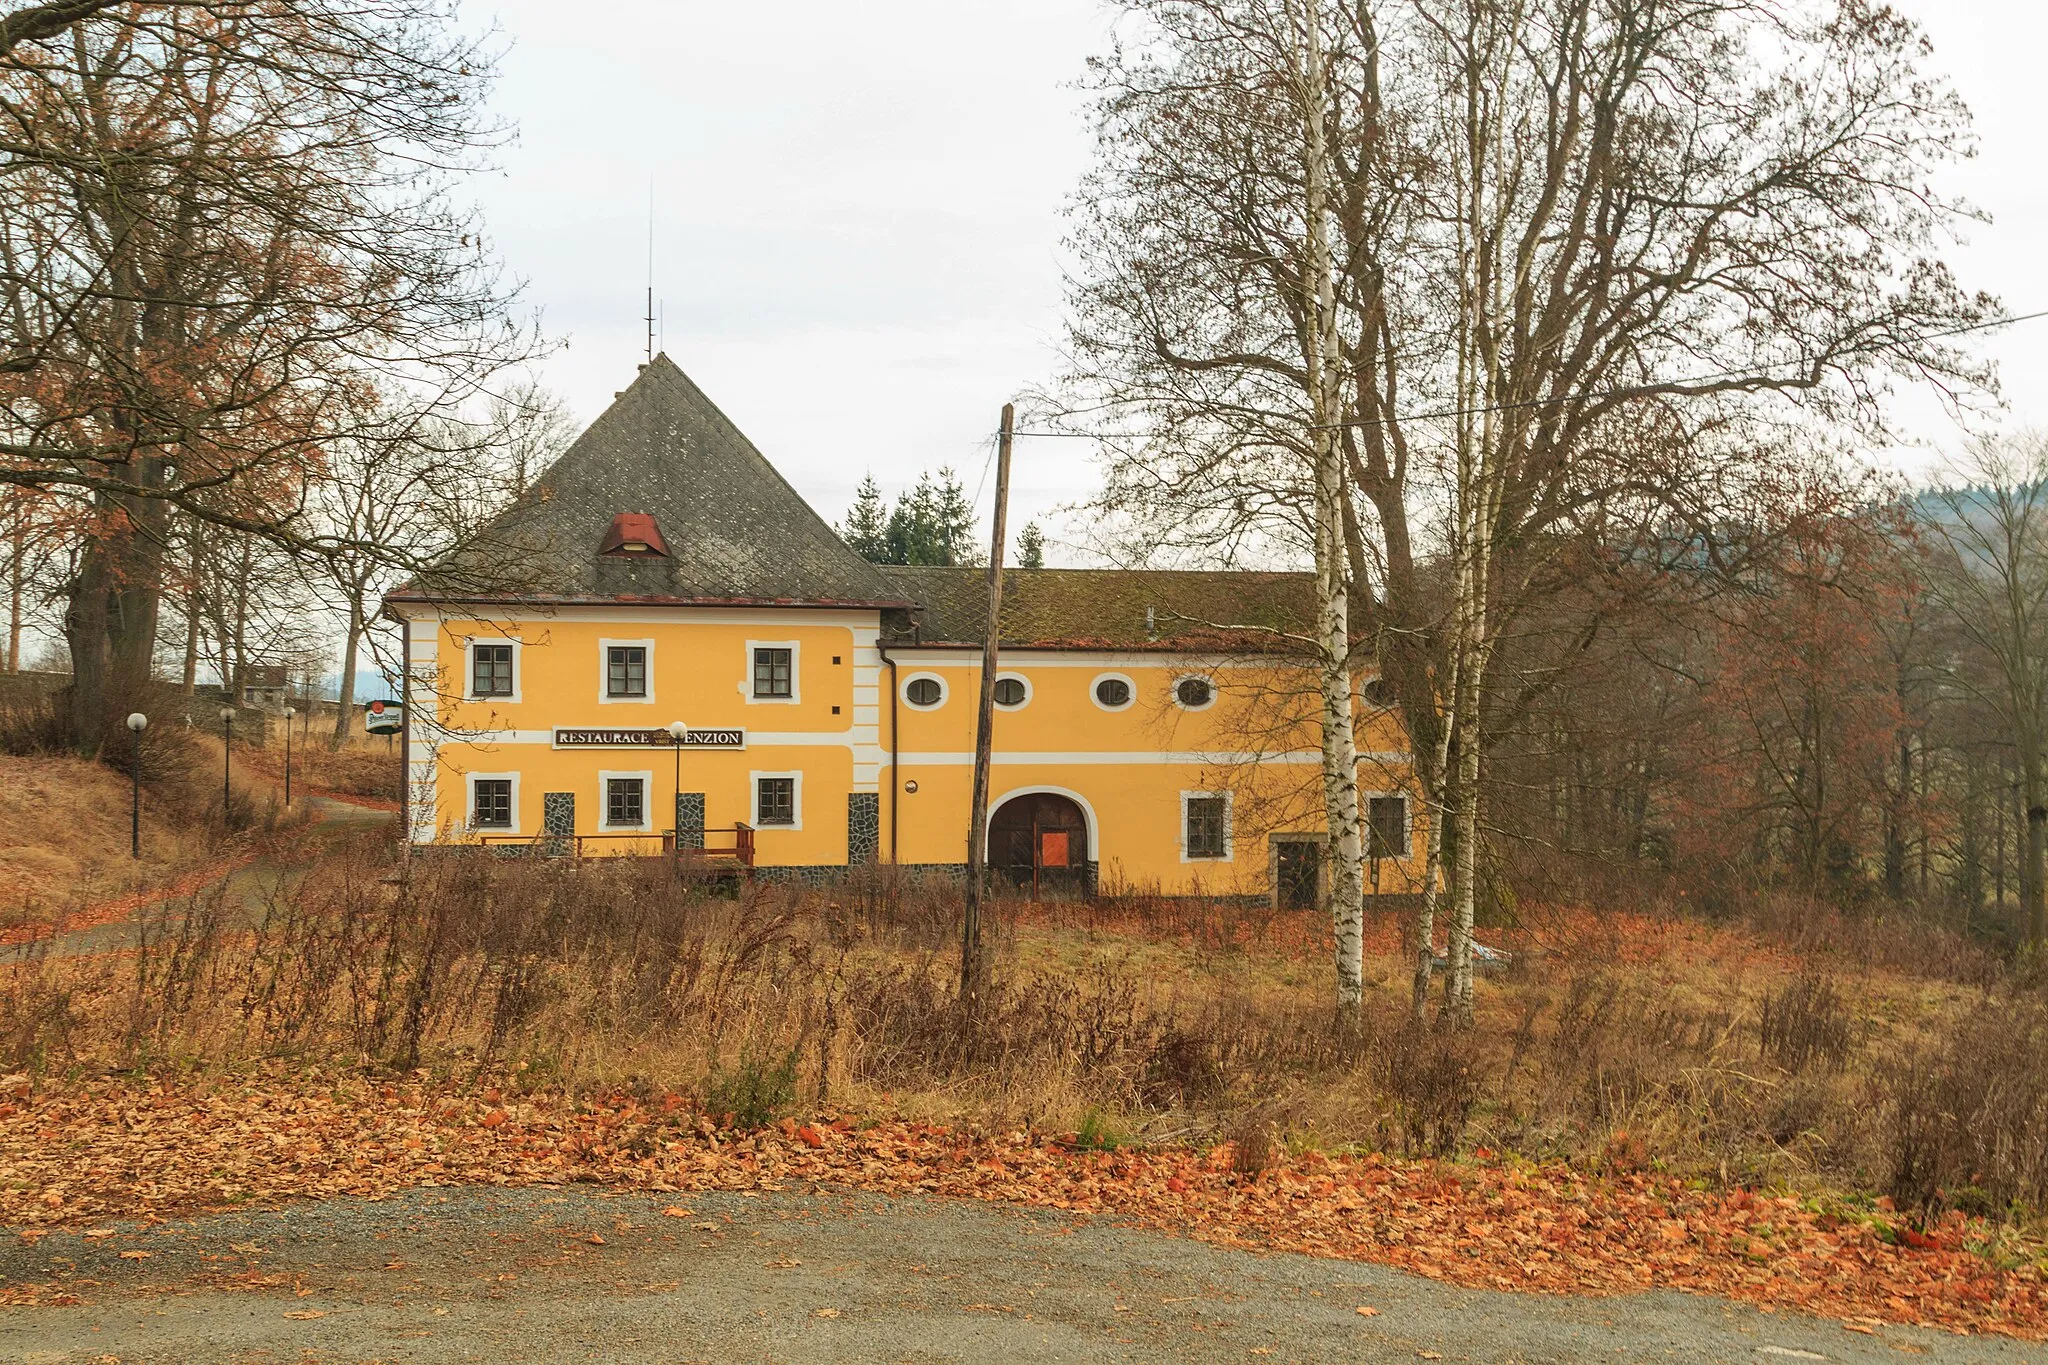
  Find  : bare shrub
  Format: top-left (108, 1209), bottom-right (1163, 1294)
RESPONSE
top-left (1375, 1018), bottom-right (1475, 1158)
top-left (1878, 999), bottom-right (2048, 1215)
top-left (0, 944), bottom-right (88, 1072)
top-left (0, 697), bottom-right (67, 756)
top-left (1759, 972), bottom-right (1853, 1073)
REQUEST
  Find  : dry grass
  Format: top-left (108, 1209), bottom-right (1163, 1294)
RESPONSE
top-left (240, 729), bottom-right (399, 803)
top-left (0, 754), bottom-right (212, 924)
top-left (1, 842), bottom-right (2041, 1222)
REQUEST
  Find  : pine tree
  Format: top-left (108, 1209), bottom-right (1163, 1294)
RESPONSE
top-left (928, 466), bottom-right (979, 566)
top-left (1016, 521), bottom-right (1045, 569)
top-left (841, 473), bottom-right (894, 563)
top-left (884, 468), bottom-right (980, 566)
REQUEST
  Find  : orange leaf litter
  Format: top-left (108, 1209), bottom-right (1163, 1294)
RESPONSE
top-left (2, 1079), bottom-right (2042, 1337)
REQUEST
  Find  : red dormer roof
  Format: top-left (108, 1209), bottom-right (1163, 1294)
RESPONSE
top-left (598, 512), bottom-right (670, 556)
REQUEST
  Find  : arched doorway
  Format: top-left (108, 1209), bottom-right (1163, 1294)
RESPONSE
top-left (988, 791), bottom-right (1090, 899)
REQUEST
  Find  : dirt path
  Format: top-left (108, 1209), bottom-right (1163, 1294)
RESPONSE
top-left (0, 1186), bottom-right (2023, 1363)
top-left (26, 795), bottom-right (391, 958)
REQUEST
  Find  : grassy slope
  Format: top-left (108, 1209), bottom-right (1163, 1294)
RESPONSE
top-left (0, 754), bottom-right (205, 920)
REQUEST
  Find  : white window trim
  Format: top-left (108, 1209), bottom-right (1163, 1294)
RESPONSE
top-left (744, 639), bottom-right (802, 704)
top-left (463, 637), bottom-right (523, 704)
top-left (901, 670), bottom-right (949, 710)
top-left (1365, 791), bottom-right (1413, 860)
top-left (993, 670), bottom-right (1032, 710)
top-left (597, 638), bottom-right (656, 705)
top-left (598, 769), bottom-right (654, 831)
top-left (750, 769), bottom-right (804, 831)
top-left (1180, 789), bottom-right (1234, 863)
top-left (1090, 670), bottom-right (1137, 713)
top-left (465, 771), bottom-right (521, 835)
top-left (1172, 673), bottom-right (1218, 711)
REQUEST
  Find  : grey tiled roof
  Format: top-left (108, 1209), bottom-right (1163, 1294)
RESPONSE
top-left (881, 565), bottom-right (1313, 651)
top-left (396, 355), bottom-right (909, 608)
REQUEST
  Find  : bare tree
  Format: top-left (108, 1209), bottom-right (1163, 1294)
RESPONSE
top-left (1918, 435), bottom-right (2048, 946)
top-left (306, 396), bottom-right (559, 745)
top-left (0, 2), bottom-right (535, 750)
top-left (1068, 0), bottom-right (1990, 1019)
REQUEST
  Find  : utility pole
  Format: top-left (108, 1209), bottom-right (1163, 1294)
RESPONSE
top-left (960, 402), bottom-right (1014, 1012)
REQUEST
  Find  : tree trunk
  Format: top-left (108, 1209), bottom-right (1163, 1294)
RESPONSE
top-left (1411, 662), bottom-right (1454, 1019)
top-left (64, 471), bottom-right (167, 754)
top-left (1294, 0), bottom-right (1366, 1009)
top-left (2024, 744), bottom-right (2047, 947)
top-left (6, 513), bottom-right (21, 672)
top-left (181, 523), bottom-right (201, 694)
top-left (333, 591), bottom-right (363, 746)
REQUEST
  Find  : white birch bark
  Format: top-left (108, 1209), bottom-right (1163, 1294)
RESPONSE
top-left (1290, 0), bottom-right (1367, 1008)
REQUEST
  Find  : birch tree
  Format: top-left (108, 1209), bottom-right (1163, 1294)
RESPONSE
top-left (1066, 0), bottom-right (1375, 1007)
top-left (1069, 0), bottom-right (1988, 1019)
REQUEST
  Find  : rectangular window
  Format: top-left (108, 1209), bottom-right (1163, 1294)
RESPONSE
top-left (472, 778), bottom-right (512, 829)
top-left (756, 776), bottom-right (795, 826)
top-left (752, 647), bottom-right (792, 698)
top-left (1368, 795), bottom-right (1408, 860)
top-left (607, 645), bottom-right (647, 698)
top-left (606, 776), bottom-right (645, 829)
top-left (1185, 795), bottom-right (1227, 859)
top-left (472, 643), bottom-right (513, 698)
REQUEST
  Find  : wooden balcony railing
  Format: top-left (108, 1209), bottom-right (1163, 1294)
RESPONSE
top-left (479, 822), bottom-right (755, 872)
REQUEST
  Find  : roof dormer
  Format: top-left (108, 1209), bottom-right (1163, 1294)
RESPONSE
top-left (599, 512), bottom-right (669, 557)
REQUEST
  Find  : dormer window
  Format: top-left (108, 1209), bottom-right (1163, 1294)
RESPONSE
top-left (598, 512), bottom-right (670, 556)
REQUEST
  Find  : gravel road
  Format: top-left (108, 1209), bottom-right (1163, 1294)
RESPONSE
top-left (0, 1185), bottom-right (2029, 1363)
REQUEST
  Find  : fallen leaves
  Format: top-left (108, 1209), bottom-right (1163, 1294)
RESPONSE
top-left (1, 1076), bottom-right (2045, 1339)
top-left (1356, 1305), bottom-right (1381, 1317)
top-left (281, 1309), bottom-right (327, 1320)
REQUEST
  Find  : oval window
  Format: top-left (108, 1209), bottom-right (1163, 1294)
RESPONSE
top-left (993, 677), bottom-right (1027, 708)
top-left (1094, 677), bottom-right (1132, 709)
top-left (905, 676), bottom-right (943, 707)
top-left (1175, 677), bottom-right (1213, 708)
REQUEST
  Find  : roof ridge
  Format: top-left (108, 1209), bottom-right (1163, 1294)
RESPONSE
top-left (411, 355), bottom-right (906, 606)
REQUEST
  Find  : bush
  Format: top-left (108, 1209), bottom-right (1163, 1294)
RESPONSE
top-left (1760, 972), bottom-right (1852, 1072)
top-left (703, 1049), bottom-right (799, 1129)
top-left (0, 696), bottom-right (68, 756)
top-left (1878, 999), bottom-right (2048, 1215)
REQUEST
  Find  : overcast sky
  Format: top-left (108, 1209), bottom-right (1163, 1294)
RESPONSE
top-left (464, 0), bottom-right (2048, 564)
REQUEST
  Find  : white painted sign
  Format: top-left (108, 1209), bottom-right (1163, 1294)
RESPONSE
top-left (551, 726), bottom-right (745, 750)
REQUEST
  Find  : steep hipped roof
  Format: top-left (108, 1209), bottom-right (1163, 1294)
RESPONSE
top-left (882, 565), bottom-right (1313, 651)
top-left (394, 355), bottom-right (909, 608)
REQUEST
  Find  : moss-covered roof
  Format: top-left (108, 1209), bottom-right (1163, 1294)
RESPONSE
top-left (388, 358), bottom-right (1315, 651)
top-left (882, 565), bottom-right (1312, 652)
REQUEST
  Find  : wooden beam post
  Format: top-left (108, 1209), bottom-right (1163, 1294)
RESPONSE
top-left (961, 402), bottom-right (1015, 1009)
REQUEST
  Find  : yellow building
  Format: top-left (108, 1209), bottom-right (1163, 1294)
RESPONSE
top-left (386, 356), bottom-right (1424, 902)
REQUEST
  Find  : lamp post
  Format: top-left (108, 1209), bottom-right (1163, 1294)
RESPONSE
top-left (126, 712), bottom-right (148, 858)
top-left (666, 720), bottom-right (688, 861)
top-left (219, 705), bottom-right (236, 821)
top-left (282, 705), bottom-right (295, 807)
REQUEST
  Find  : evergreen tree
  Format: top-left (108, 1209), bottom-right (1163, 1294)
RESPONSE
top-left (841, 473), bottom-right (894, 563)
top-left (884, 467), bottom-right (980, 566)
top-left (1016, 521), bottom-right (1045, 569)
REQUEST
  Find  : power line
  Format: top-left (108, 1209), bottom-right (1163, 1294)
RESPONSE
top-left (1011, 309), bottom-right (2048, 441)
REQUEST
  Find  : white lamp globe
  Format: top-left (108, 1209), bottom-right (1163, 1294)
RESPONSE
top-left (126, 712), bottom-right (147, 732)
